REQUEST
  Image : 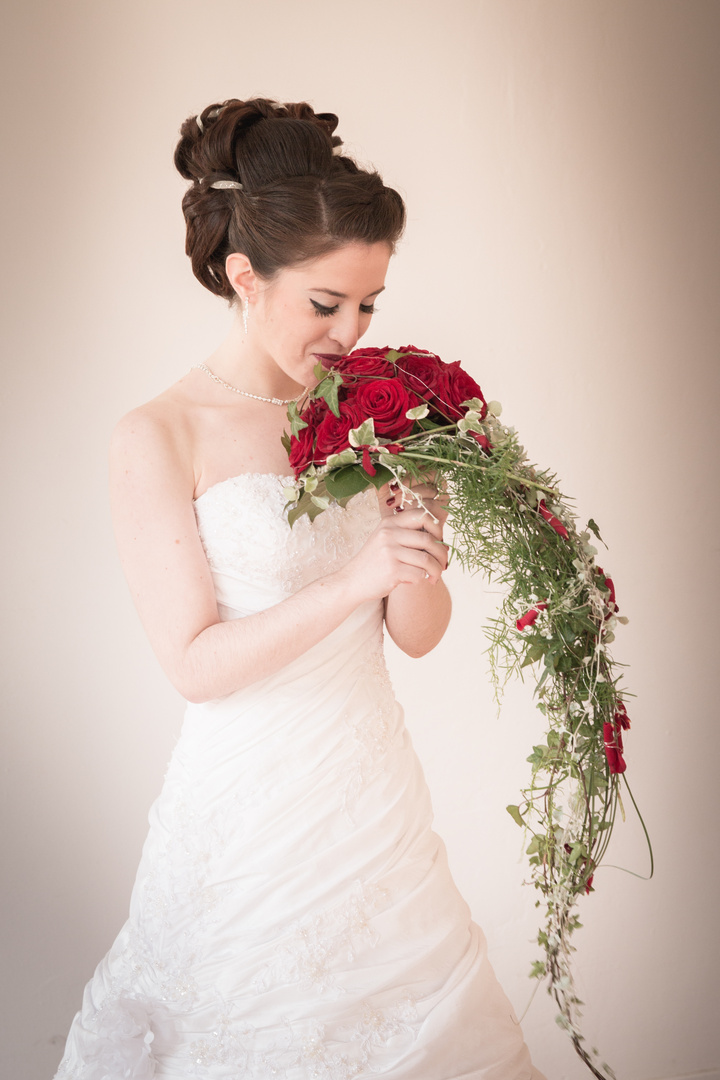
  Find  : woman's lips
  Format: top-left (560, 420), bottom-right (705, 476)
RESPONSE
top-left (312, 352), bottom-right (345, 362)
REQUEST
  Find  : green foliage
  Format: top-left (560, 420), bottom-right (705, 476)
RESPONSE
top-left (325, 465), bottom-right (373, 500)
top-left (287, 400), bottom-right (308, 437)
top-left (285, 366), bottom-right (645, 1080)
top-left (314, 371), bottom-right (344, 418)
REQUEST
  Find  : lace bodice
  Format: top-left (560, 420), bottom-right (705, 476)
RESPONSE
top-left (193, 474), bottom-right (380, 616)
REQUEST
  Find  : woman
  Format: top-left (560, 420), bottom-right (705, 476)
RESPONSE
top-left (55, 98), bottom-right (543, 1079)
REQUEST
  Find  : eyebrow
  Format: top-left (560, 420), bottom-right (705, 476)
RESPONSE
top-left (309, 286), bottom-right (386, 299)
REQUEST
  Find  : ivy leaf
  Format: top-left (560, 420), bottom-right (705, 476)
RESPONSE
top-left (522, 643), bottom-right (546, 668)
top-left (287, 491), bottom-right (314, 527)
top-left (349, 418), bottom-right (376, 447)
top-left (325, 448), bottom-right (357, 468)
top-left (457, 414), bottom-right (484, 434)
top-left (280, 430), bottom-right (291, 453)
top-left (365, 464), bottom-right (395, 490)
top-left (506, 804), bottom-right (525, 827)
top-left (406, 403), bottom-right (430, 420)
top-left (460, 397), bottom-right (487, 413)
top-left (384, 349), bottom-right (401, 363)
top-left (526, 745), bottom-right (545, 767)
top-left (568, 841), bottom-right (586, 865)
top-left (287, 400), bottom-right (309, 437)
top-left (306, 500), bottom-right (327, 522)
top-left (325, 465), bottom-right (372, 499)
top-left (315, 375), bottom-right (342, 418)
top-left (587, 518), bottom-right (606, 546)
top-left (543, 647), bottom-right (560, 672)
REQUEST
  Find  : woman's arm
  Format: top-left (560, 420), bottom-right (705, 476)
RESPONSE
top-left (380, 482), bottom-right (452, 658)
top-left (109, 408), bottom-right (447, 703)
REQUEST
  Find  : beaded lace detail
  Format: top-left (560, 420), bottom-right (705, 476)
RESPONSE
top-left (193, 473), bottom-right (379, 601)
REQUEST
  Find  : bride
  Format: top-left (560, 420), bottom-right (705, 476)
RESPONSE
top-left (55, 98), bottom-right (544, 1079)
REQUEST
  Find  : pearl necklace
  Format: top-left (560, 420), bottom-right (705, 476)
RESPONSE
top-left (193, 363), bottom-right (307, 406)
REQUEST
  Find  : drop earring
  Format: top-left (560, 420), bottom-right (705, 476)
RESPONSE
top-left (242, 296), bottom-right (249, 335)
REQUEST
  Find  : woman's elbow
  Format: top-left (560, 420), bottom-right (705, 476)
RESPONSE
top-left (162, 647), bottom-right (220, 704)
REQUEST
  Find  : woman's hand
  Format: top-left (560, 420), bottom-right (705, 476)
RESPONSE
top-left (379, 477), bottom-right (449, 527)
top-left (374, 477), bottom-right (452, 657)
top-left (332, 478), bottom-right (450, 614)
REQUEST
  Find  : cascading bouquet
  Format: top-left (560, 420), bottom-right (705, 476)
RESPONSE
top-left (282, 345), bottom-right (651, 1079)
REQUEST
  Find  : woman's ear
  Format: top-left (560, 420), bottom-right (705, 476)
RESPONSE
top-left (225, 253), bottom-right (259, 302)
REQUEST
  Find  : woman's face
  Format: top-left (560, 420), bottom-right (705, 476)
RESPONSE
top-left (253, 241), bottom-right (392, 388)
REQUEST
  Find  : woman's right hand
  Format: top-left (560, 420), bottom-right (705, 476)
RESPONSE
top-left (334, 502), bottom-right (449, 604)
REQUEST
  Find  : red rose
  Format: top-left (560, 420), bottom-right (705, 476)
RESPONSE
top-left (288, 401), bottom-right (324, 475)
top-left (612, 702), bottom-right (631, 754)
top-left (354, 378), bottom-right (419, 437)
top-left (603, 721), bottom-right (627, 774)
top-left (335, 355), bottom-right (396, 382)
top-left (434, 361), bottom-right (487, 421)
top-left (345, 347), bottom-right (393, 359)
top-left (314, 401), bottom-right (364, 460)
top-left (597, 566), bottom-right (618, 616)
top-left (470, 431), bottom-right (492, 451)
top-left (516, 603), bottom-right (548, 631)
top-left (614, 701), bottom-right (630, 731)
top-left (393, 352), bottom-right (447, 400)
top-left (538, 500), bottom-right (570, 539)
top-left (317, 346), bottom-right (393, 369)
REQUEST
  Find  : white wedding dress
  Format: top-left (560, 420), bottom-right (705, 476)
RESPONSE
top-left (55, 475), bottom-right (543, 1080)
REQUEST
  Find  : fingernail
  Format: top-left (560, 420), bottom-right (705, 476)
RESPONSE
top-left (386, 497), bottom-right (396, 506)
top-left (393, 506), bottom-right (404, 514)
top-left (389, 481), bottom-right (400, 491)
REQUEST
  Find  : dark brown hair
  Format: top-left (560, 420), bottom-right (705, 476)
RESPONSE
top-left (174, 98), bottom-right (406, 301)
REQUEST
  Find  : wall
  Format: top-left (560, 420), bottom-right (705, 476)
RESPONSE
top-left (1, 2), bottom-right (718, 1077)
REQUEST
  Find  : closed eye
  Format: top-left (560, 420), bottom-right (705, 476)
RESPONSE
top-left (311, 300), bottom-right (338, 317)
top-left (311, 299), bottom-right (377, 318)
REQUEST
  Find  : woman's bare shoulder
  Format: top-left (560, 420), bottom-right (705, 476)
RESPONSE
top-left (110, 380), bottom-right (199, 498)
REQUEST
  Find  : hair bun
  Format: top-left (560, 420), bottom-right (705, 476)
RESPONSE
top-left (174, 97), bottom-right (405, 300)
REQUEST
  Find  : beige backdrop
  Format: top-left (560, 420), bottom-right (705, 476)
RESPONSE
top-left (2, 2), bottom-right (719, 1078)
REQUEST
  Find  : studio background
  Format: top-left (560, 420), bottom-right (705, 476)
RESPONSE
top-left (2, 2), bottom-right (718, 1078)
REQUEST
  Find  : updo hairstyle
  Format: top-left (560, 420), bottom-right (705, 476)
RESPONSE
top-left (174, 98), bottom-right (406, 301)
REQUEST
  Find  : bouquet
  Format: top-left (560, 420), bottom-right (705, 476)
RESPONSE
top-left (282, 345), bottom-right (651, 1079)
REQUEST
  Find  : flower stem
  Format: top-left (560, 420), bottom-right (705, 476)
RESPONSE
top-left (395, 451), bottom-right (558, 495)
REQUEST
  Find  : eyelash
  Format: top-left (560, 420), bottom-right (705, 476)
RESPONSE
top-left (311, 300), bottom-right (377, 318)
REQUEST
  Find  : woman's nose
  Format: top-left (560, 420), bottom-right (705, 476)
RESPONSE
top-left (328, 310), bottom-right (360, 354)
